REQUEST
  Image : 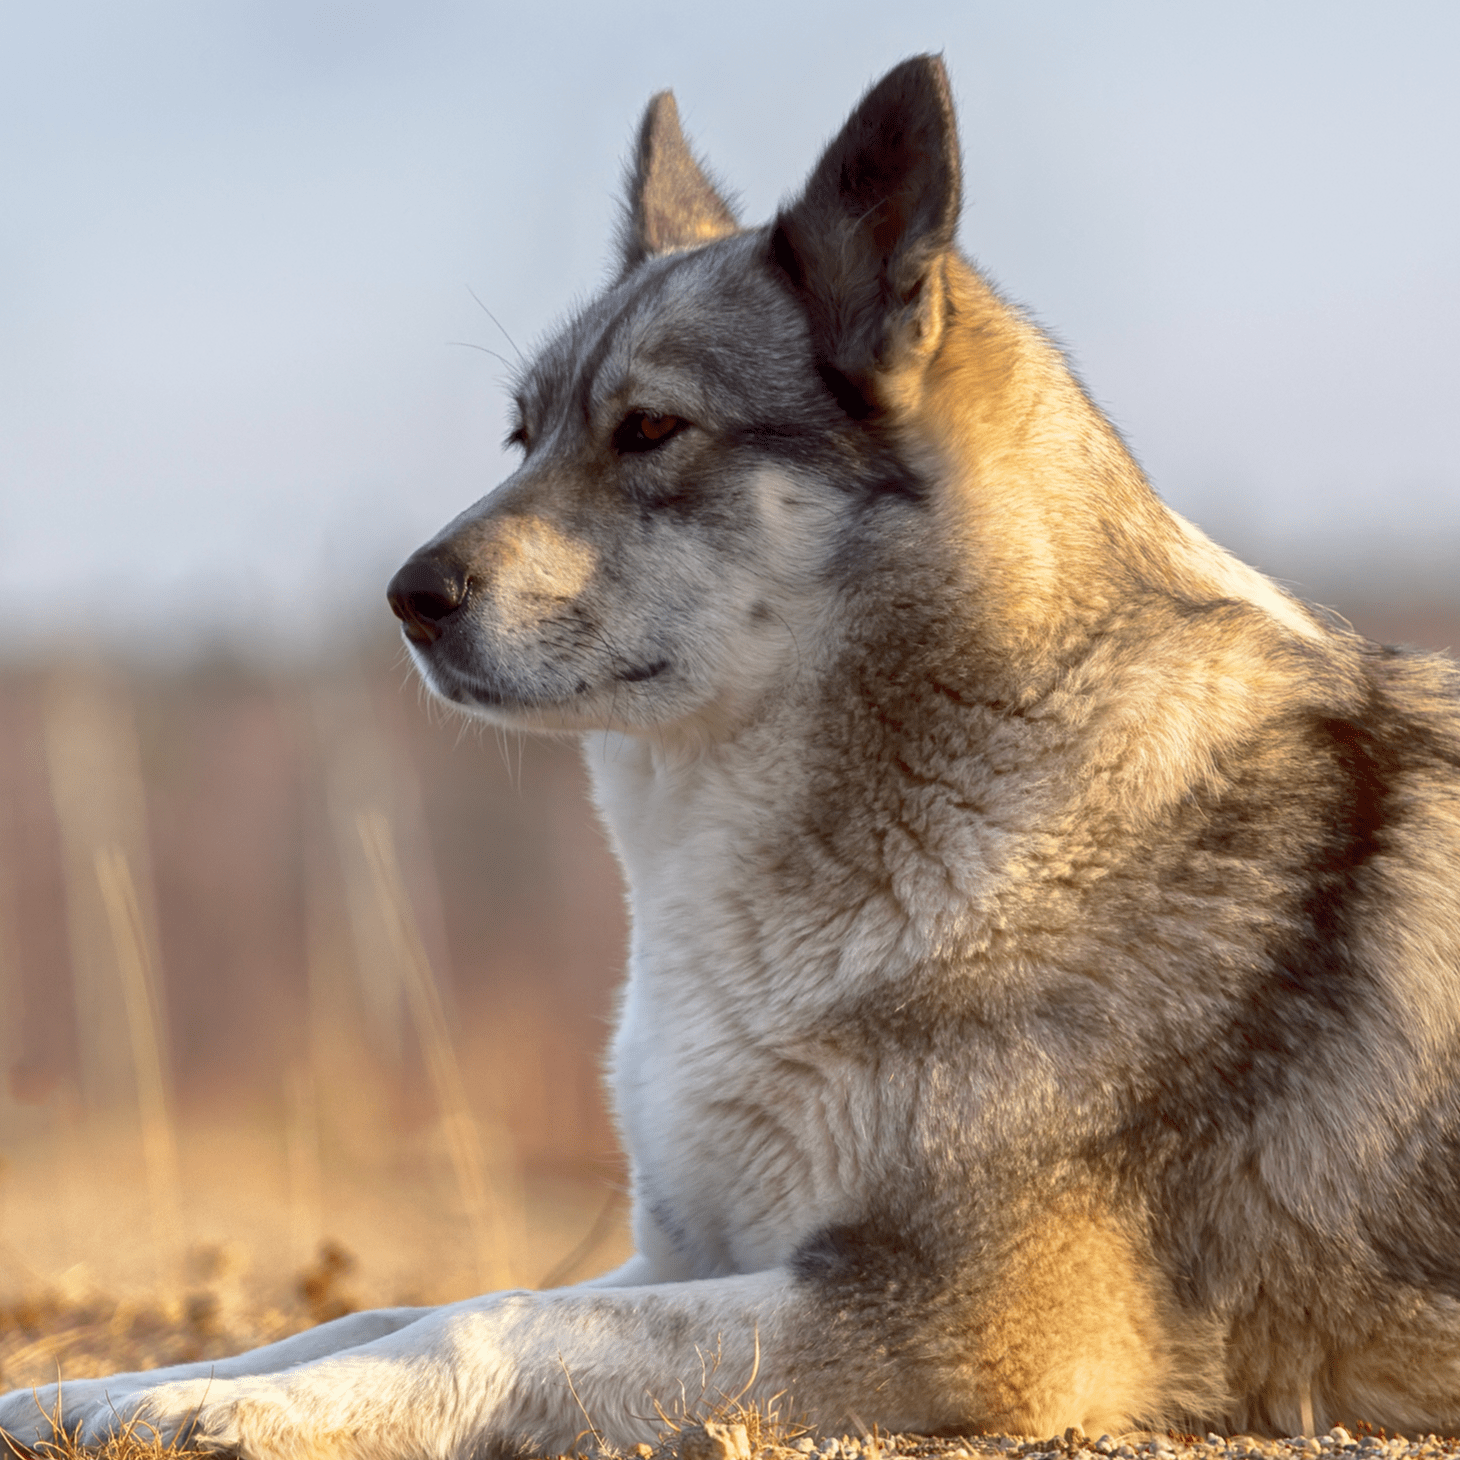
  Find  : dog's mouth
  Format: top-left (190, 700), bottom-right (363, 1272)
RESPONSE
top-left (409, 636), bottom-right (675, 727)
top-left (414, 647), bottom-right (584, 713)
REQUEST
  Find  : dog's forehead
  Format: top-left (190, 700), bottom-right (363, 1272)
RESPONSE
top-left (516, 233), bottom-right (807, 427)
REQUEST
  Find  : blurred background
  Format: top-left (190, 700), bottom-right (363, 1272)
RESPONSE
top-left (0, 0), bottom-right (1457, 1387)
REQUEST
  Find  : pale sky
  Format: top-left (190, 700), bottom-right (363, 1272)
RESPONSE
top-left (2, 2), bottom-right (1457, 660)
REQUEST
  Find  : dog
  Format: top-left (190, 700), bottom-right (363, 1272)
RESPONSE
top-left (6, 53), bottom-right (1460, 1456)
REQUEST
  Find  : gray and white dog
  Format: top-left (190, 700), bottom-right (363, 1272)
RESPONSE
top-left (7, 53), bottom-right (1460, 1456)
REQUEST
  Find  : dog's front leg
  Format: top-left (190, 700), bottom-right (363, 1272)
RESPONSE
top-left (0, 1306), bottom-right (431, 1449)
top-left (65, 1267), bottom-right (872, 1460)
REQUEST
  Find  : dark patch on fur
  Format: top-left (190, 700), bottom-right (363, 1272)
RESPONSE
top-left (724, 417), bottom-right (928, 503)
top-left (815, 361), bottom-right (876, 420)
top-left (769, 222), bottom-right (804, 290)
top-left (788, 1189), bottom-right (992, 1366)
top-left (614, 658), bottom-right (669, 684)
top-left (1371, 1119), bottom-right (1460, 1298)
top-left (647, 1197), bottom-right (695, 1265)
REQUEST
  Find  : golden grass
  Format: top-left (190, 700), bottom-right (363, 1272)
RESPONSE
top-left (0, 1265), bottom-right (304, 1460)
top-left (0, 1250), bottom-right (325, 1396)
top-left (0, 1412), bottom-right (218, 1460)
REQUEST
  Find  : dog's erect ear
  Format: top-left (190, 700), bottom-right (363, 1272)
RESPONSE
top-left (620, 92), bottom-right (738, 272)
top-left (771, 55), bottom-right (961, 418)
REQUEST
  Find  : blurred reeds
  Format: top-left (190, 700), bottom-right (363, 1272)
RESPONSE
top-left (0, 650), bottom-right (631, 1392)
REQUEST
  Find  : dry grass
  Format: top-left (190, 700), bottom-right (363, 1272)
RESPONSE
top-left (0, 1116), bottom-right (632, 1459)
top-left (0, 1256), bottom-right (311, 1460)
top-left (0, 1414), bottom-right (218, 1460)
top-left (0, 1243), bottom-right (347, 1396)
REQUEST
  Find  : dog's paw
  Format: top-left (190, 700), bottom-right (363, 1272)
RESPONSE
top-left (110, 1377), bottom-right (335, 1459)
top-left (0, 1383), bottom-right (55, 1448)
top-left (0, 1377), bottom-right (138, 1448)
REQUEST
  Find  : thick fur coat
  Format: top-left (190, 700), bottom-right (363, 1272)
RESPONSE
top-left (5, 54), bottom-right (1460, 1456)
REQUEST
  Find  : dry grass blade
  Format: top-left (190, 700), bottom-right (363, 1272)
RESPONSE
top-left (356, 809), bottom-right (517, 1291)
top-left (94, 846), bottom-right (181, 1281)
top-left (0, 1398), bottom-right (215, 1460)
top-left (634, 1331), bottom-right (808, 1460)
top-left (558, 1355), bottom-right (605, 1453)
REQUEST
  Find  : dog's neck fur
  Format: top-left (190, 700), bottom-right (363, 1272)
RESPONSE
top-left (914, 258), bottom-right (1321, 658)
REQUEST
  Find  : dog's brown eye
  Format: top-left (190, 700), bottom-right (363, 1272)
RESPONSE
top-left (613, 411), bottom-right (685, 453)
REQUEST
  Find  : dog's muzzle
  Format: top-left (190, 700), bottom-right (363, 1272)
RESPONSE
top-left (387, 550), bottom-right (470, 647)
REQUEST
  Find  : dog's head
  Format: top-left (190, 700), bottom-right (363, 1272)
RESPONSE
top-left (389, 58), bottom-right (963, 736)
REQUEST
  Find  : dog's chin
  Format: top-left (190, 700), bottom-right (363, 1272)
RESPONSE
top-left (409, 648), bottom-right (563, 722)
top-left (405, 639), bottom-right (686, 735)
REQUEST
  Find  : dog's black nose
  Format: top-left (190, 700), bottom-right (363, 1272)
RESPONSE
top-left (387, 552), bottom-right (469, 646)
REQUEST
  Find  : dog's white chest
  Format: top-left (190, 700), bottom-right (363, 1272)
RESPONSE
top-left (586, 731), bottom-right (897, 1278)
